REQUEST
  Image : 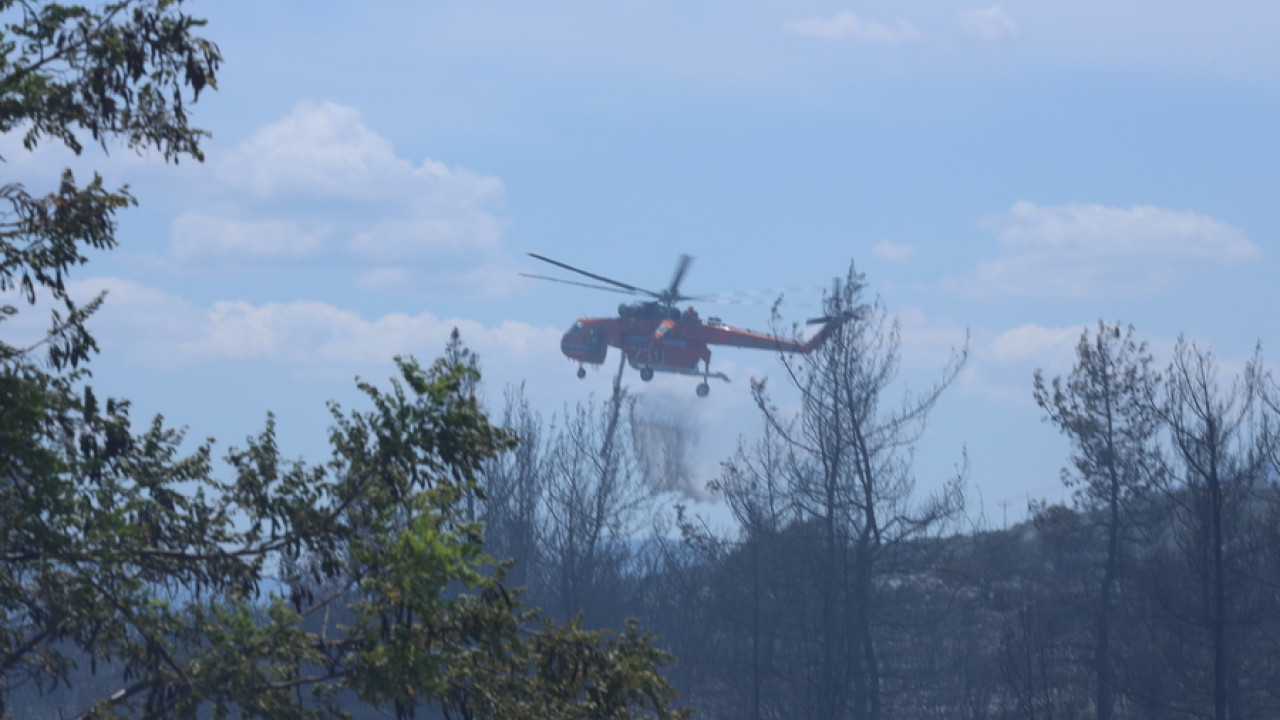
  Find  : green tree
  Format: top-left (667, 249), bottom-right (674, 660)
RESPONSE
top-left (1, 0), bottom-right (220, 369)
top-left (5, 351), bottom-right (691, 719)
top-left (2, 1), bottom-right (220, 713)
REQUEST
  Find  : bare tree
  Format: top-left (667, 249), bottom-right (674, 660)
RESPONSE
top-left (705, 420), bottom-right (795, 720)
top-left (722, 263), bottom-right (967, 720)
top-left (1033, 321), bottom-right (1161, 720)
top-left (479, 382), bottom-right (547, 591)
top-left (539, 354), bottom-right (648, 626)
top-left (1151, 339), bottom-right (1278, 720)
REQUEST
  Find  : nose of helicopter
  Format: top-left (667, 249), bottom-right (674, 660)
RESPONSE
top-left (560, 328), bottom-right (578, 352)
top-left (559, 321), bottom-right (606, 363)
top-left (560, 322), bottom-right (589, 358)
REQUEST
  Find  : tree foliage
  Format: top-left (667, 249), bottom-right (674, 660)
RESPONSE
top-left (3, 353), bottom-right (690, 719)
top-left (1, 0), bottom-right (220, 369)
top-left (2, 2), bottom-right (221, 713)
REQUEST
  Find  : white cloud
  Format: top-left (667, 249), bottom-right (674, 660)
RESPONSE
top-left (66, 276), bottom-right (559, 374)
top-left (872, 240), bottom-right (914, 262)
top-left (983, 323), bottom-right (1083, 366)
top-left (54, 277), bottom-right (202, 366)
top-left (783, 12), bottom-right (921, 44)
top-left (961, 323), bottom-right (1253, 414)
top-left (213, 101), bottom-right (506, 265)
top-left (219, 101), bottom-right (503, 204)
top-left (181, 301), bottom-right (556, 371)
top-left (954, 202), bottom-right (1259, 298)
top-left (221, 101), bottom-right (390, 200)
top-left (188, 301), bottom-right (397, 364)
top-left (956, 6), bottom-right (1018, 43)
top-left (948, 323), bottom-right (1086, 407)
top-left (170, 213), bottom-right (328, 261)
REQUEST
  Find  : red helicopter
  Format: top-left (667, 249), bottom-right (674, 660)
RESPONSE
top-left (523, 253), bottom-right (846, 397)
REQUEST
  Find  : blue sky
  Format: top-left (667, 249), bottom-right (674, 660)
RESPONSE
top-left (9, 1), bottom-right (1278, 526)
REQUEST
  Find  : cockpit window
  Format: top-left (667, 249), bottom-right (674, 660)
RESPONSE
top-left (568, 321), bottom-right (584, 333)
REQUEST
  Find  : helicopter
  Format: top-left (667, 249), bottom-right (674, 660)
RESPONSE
top-left (522, 252), bottom-right (847, 397)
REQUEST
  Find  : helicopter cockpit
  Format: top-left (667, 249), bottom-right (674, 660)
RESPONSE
top-left (618, 301), bottom-right (681, 321)
top-left (560, 320), bottom-right (607, 364)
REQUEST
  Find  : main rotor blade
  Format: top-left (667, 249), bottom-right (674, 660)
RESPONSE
top-left (666, 254), bottom-right (693, 301)
top-left (694, 284), bottom-right (828, 305)
top-left (527, 253), bottom-right (657, 298)
top-left (519, 273), bottom-right (645, 296)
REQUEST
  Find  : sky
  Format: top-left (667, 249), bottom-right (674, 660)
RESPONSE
top-left (7, 0), bottom-right (1279, 529)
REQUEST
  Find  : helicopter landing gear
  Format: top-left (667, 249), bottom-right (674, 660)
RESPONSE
top-left (577, 366), bottom-right (586, 379)
top-left (640, 367), bottom-right (655, 382)
top-left (696, 382), bottom-right (710, 398)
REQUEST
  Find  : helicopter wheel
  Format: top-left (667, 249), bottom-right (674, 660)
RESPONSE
top-left (640, 367), bottom-right (655, 382)
top-left (577, 366), bottom-right (586, 379)
top-left (696, 382), bottom-right (710, 398)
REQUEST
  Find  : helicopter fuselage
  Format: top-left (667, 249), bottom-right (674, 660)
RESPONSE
top-left (561, 315), bottom-right (708, 374)
top-left (560, 307), bottom-right (838, 392)
top-left (527, 252), bottom-right (845, 396)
